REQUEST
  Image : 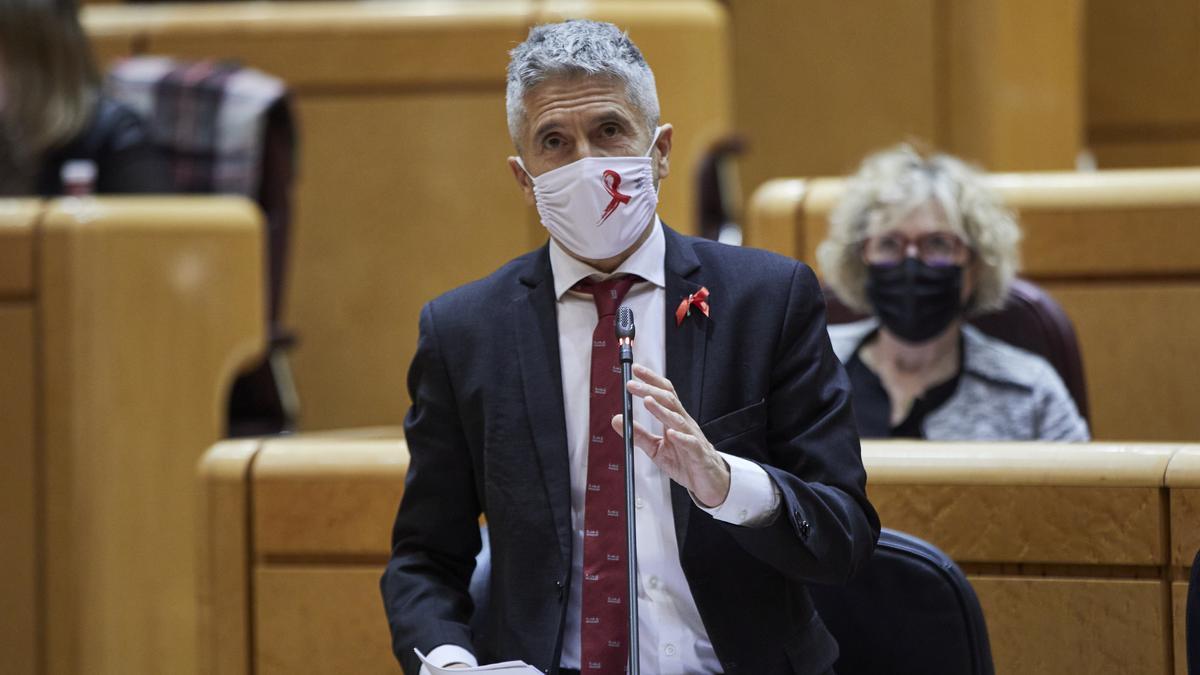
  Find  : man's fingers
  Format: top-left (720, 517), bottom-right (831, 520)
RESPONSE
top-left (632, 363), bottom-right (675, 393)
top-left (628, 378), bottom-right (683, 414)
top-left (643, 395), bottom-right (688, 431)
top-left (611, 414), bottom-right (662, 453)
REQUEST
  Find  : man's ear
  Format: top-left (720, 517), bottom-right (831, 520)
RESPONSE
top-left (652, 124), bottom-right (674, 182)
top-left (508, 156), bottom-right (536, 206)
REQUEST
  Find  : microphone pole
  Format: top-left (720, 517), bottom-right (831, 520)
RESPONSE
top-left (615, 306), bottom-right (639, 675)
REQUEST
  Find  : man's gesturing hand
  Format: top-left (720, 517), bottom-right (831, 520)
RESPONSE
top-left (611, 363), bottom-right (731, 508)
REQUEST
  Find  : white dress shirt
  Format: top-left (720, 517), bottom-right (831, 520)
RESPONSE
top-left (425, 219), bottom-right (780, 674)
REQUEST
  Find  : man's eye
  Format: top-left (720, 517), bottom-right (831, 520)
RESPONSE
top-left (601, 124), bottom-right (619, 137)
top-left (543, 136), bottom-right (563, 150)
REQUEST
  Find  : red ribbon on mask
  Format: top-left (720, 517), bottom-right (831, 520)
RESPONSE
top-left (600, 169), bottom-right (631, 224)
top-left (675, 287), bottom-right (710, 326)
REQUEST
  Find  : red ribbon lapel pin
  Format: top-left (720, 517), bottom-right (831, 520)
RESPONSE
top-left (675, 286), bottom-right (710, 326)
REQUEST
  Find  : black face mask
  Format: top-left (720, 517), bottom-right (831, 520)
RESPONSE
top-left (865, 258), bottom-right (963, 344)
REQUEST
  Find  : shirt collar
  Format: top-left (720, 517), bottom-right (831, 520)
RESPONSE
top-left (548, 216), bottom-right (667, 300)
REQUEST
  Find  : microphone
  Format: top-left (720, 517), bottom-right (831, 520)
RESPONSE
top-left (616, 306), bottom-right (635, 364)
top-left (614, 305), bottom-right (639, 675)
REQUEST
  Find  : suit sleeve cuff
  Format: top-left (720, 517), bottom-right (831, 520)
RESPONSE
top-left (420, 644), bottom-right (478, 674)
top-left (694, 452), bottom-right (781, 527)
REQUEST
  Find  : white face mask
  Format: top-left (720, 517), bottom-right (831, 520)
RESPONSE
top-left (517, 126), bottom-right (663, 260)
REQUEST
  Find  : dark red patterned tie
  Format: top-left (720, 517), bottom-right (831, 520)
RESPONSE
top-left (572, 275), bottom-right (639, 674)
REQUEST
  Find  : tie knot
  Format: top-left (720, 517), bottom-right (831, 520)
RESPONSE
top-left (573, 275), bottom-right (640, 318)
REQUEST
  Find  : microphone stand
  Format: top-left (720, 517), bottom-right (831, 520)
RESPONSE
top-left (615, 307), bottom-right (639, 675)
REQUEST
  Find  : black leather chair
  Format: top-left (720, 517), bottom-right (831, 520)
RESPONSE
top-left (808, 528), bottom-right (994, 675)
top-left (1188, 547), bottom-right (1200, 674)
top-left (471, 528), bottom-right (992, 675)
top-left (824, 278), bottom-right (1089, 421)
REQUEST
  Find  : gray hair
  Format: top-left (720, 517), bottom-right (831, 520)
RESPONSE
top-left (816, 144), bottom-right (1022, 315)
top-left (505, 19), bottom-right (660, 145)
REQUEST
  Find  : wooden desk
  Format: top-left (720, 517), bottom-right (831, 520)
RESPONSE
top-left (200, 431), bottom-right (404, 675)
top-left (201, 436), bottom-right (1197, 675)
top-left (869, 441), bottom-right (1178, 675)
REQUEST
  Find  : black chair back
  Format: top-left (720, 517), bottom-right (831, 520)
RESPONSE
top-left (809, 528), bottom-right (994, 675)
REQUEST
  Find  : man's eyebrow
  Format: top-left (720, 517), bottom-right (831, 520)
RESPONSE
top-left (593, 110), bottom-right (633, 126)
top-left (532, 120), bottom-right (564, 141)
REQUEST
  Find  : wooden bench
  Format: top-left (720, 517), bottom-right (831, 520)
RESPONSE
top-left (200, 431), bottom-right (405, 675)
top-left (200, 436), bottom-right (1198, 675)
top-left (0, 197), bottom-right (265, 675)
top-left (868, 441), bottom-right (1178, 675)
top-left (82, 0), bottom-right (733, 432)
top-left (747, 168), bottom-right (1200, 441)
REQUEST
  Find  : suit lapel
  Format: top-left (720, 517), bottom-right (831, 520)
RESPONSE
top-left (511, 248), bottom-right (573, 570)
top-left (662, 227), bottom-right (708, 552)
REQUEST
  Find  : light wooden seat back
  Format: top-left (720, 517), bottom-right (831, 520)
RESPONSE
top-left (0, 197), bottom-right (264, 675)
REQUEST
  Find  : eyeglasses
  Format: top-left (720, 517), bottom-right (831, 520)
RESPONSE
top-left (860, 231), bottom-right (970, 267)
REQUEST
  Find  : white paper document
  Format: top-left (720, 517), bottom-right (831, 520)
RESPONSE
top-left (414, 648), bottom-right (545, 674)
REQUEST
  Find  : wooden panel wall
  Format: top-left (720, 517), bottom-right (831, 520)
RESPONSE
top-left (728, 0), bottom-right (938, 187)
top-left (83, 0), bottom-right (733, 432)
top-left (728, 0), bottom-right (1083, 206)
top-left (942, 0), bottom-right (1083, 171)
top-left (973, 577), bottom-right (1169, 675)
top-left (1086, 0), bottom-right (1200, 168)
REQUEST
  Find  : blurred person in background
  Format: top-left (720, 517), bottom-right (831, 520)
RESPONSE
top-left (0, 0), bottom-right (168, 195)
top-left (817, 144), bottom-right (1089, 441)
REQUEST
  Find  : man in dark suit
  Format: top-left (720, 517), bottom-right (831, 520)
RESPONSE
top-left (381, 19), bottom-right (879, 675)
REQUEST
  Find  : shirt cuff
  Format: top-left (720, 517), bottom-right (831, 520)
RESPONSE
top-left (420, 644), bottom-right (478, 674)
top-left (695, 453), bottom-right (781, 527)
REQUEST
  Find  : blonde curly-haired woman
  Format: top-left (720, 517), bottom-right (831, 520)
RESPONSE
top-left (816, 144), bottom-right (1088, 441)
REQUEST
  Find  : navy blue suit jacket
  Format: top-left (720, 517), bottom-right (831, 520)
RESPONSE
top-left (381, 226), bottom-right (880, 674)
